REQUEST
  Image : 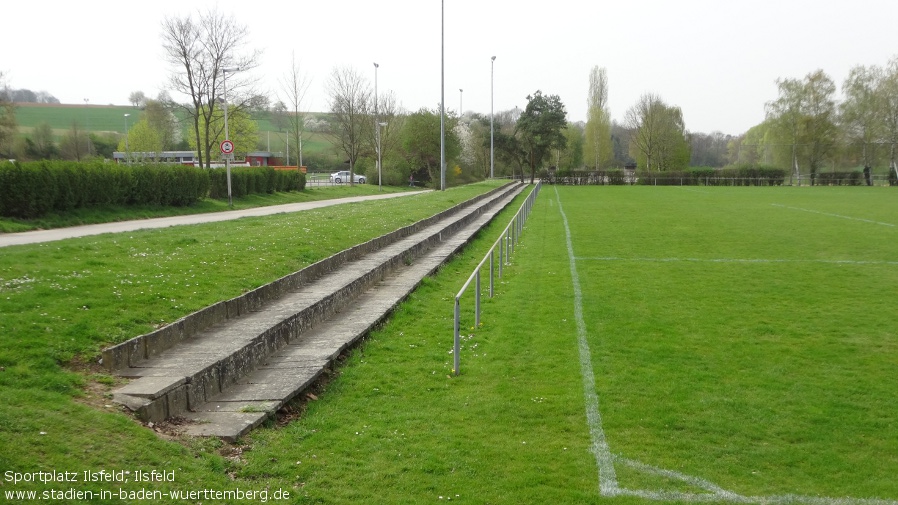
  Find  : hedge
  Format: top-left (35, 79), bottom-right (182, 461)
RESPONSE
top-left (208, 167), bottom-right (306, 199)
top-left (0, 160), bottom-right (210, 219)
top-left (636, 166), bottom-right (786, 186)
top-left (813, 171), bottom-right (863, 186)
top-left (540, 165), bottom-right (787, 186)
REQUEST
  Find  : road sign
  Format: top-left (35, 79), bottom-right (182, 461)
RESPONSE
top-left (220, 140), bottom-right (234, 155)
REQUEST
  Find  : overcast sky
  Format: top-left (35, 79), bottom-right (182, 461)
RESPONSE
top-left (4, 0), bottom-right (897, 135)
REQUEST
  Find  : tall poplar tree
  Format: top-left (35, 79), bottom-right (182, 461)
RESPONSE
top-left (584, 66), bottom-right (612, 170)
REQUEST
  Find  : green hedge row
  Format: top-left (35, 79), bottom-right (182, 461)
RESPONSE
top-left (208, 167), bottom-right (306, 199)
top-left (0, 161), bottom-right (309, 219)
top-left (0, 160), bottom-right (211, 218)
top-left (813, 171), bottom-right (864, 186)
top-left (637, 166), bottom-right (786, 186)
top-left (541, 165), bottom-right (787, 186)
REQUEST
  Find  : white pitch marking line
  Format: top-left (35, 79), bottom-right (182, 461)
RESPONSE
top-left (555, 186), bottom-right (619, 496)
top-left (771, 204), bottom-right (896, 227)
top-left (575, 257), bottom-right (898, 266)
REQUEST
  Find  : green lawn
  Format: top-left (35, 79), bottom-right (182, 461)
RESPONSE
top-left (539, 186), bottom-right (898, 501)
top-left (1, 184), bottom-right (895, 504)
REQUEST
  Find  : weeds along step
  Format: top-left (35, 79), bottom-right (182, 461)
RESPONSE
top-left (107, 182), bottom-right (525, 439)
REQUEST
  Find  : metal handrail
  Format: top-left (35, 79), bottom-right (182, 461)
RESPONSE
top-left (452, 181), bottom-right (541, 375)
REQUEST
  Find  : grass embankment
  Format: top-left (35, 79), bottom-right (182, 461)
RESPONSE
top-left (0, 184), bottom-right (414, 233)
top-left (0, 181), bottom-right (506, 500)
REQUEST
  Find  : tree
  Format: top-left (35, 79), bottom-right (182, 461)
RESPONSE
top-left (185, 105), bottom-right (258, 160)
top-left (25, 122), bottom-right (58, 160)
top-left (625, 93), bottom-right (689, 171)
top-left (690, 131), bottom-right (732, 167)
top-left (0, 73), bottom-right (16, 158)
top-left (119, 117), bottom-right (163, 160)
top-left (559, 122), bottom-right (584, 169)
top-left (326, 66), bottom-right (371, 185)
top-left (841, 65), bottom-right (883, 169)
top-left (584, 66), bottom-right (613, 170)
top-left (279, 52), bottom-right (312, 166)
top-left (144, 99), bottom-right (181, 151)
top-left (129, 91), bottom-right (147, 108)
top-left (802, 70), bottom-right (839, 184)
top-left (59, 121), bottom-right (88, 161)
top-left (516, 91), bottom-right (568, 183)
top-left (766, 70), bottom-right (838, 184)
top-left (879, 57), bottom-right (898, 178)
top-left (161, 8), bottom-right (262, 168)
top-left (400, 108), bottom-right (460, 185)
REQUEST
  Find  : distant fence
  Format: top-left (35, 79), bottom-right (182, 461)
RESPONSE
top-left (452, 181), bottom-right (541, 376)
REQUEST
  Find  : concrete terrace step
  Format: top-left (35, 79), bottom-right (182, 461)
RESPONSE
top-left (110, 183), bottom-right (525, 438)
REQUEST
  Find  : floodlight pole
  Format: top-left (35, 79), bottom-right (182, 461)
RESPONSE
top-left (374, 62), bottom-right (382, 191)
top-left (440, 0), bottom-right (446, 191)
top-left (490, 55), bottom-right (496, 179)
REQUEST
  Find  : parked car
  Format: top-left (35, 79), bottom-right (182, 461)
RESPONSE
top-left (330, 170), bottom-right (366, 184)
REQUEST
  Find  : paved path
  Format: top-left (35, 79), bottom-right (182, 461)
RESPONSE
top-left (0, 190), bottom-right (429, 248)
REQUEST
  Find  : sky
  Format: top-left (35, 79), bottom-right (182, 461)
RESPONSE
top-left (3, 0), bottom-right (898, 136)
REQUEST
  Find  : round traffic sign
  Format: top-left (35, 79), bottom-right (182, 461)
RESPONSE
top-left (220, 140), bottom-right (235, 155)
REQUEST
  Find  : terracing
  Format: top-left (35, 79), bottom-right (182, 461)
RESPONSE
top-left (103, 182), bottom-right (525, 440)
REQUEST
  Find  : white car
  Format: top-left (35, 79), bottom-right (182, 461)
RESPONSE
top-left (330, 171), bottom-right (366, 184)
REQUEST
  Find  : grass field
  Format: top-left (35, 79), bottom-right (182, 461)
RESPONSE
top-left (535, 186), bottom-right (898, 502)
top-left (1, 184), bottom-right (895, 504)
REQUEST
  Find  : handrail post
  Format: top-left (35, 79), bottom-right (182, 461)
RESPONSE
top-left (499, 233), bottom-right (504, 276)
top-left (454, 297), bottom-right (461, 376)
top-left (489, 250), bottom-right (494, 298)
top-left (475, 270), bottom-right (481, 327)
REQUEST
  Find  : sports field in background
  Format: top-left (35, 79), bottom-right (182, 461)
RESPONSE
top-left (512, 185), bottom-right (898, 502)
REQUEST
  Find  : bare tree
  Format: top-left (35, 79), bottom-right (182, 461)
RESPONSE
top-left (128, 91), bottom-right (147, 109)
top-left (625, 93), bottom-right (689, 171)
top-left (327, 66), bottom-right (372, 185)
top-left (625, 93), bottom-right (663, 171)
top-left (370, 89), bottom-right (404, 169)
top-left (279, 52), bottom-right (312, 167)
top-left (161, 8), bottom-right (262, 167)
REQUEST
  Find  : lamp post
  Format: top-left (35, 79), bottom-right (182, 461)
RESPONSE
top-left (459, 88), bottom-right (463, 116)
top-left (222, 67), bottom-right (239, 207)
top-left (490, 55), bottom-right (496, 178)
top-left (123, 113), bottom-right (131, 164)
top-left (374, 62), bottom-right (381, 192)
top-left (440, 0), bottom-right (445, 191)
top-left (83, 98), bottom-right (91, 157)
top-left (377, 122), bottom-right (386, 191)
